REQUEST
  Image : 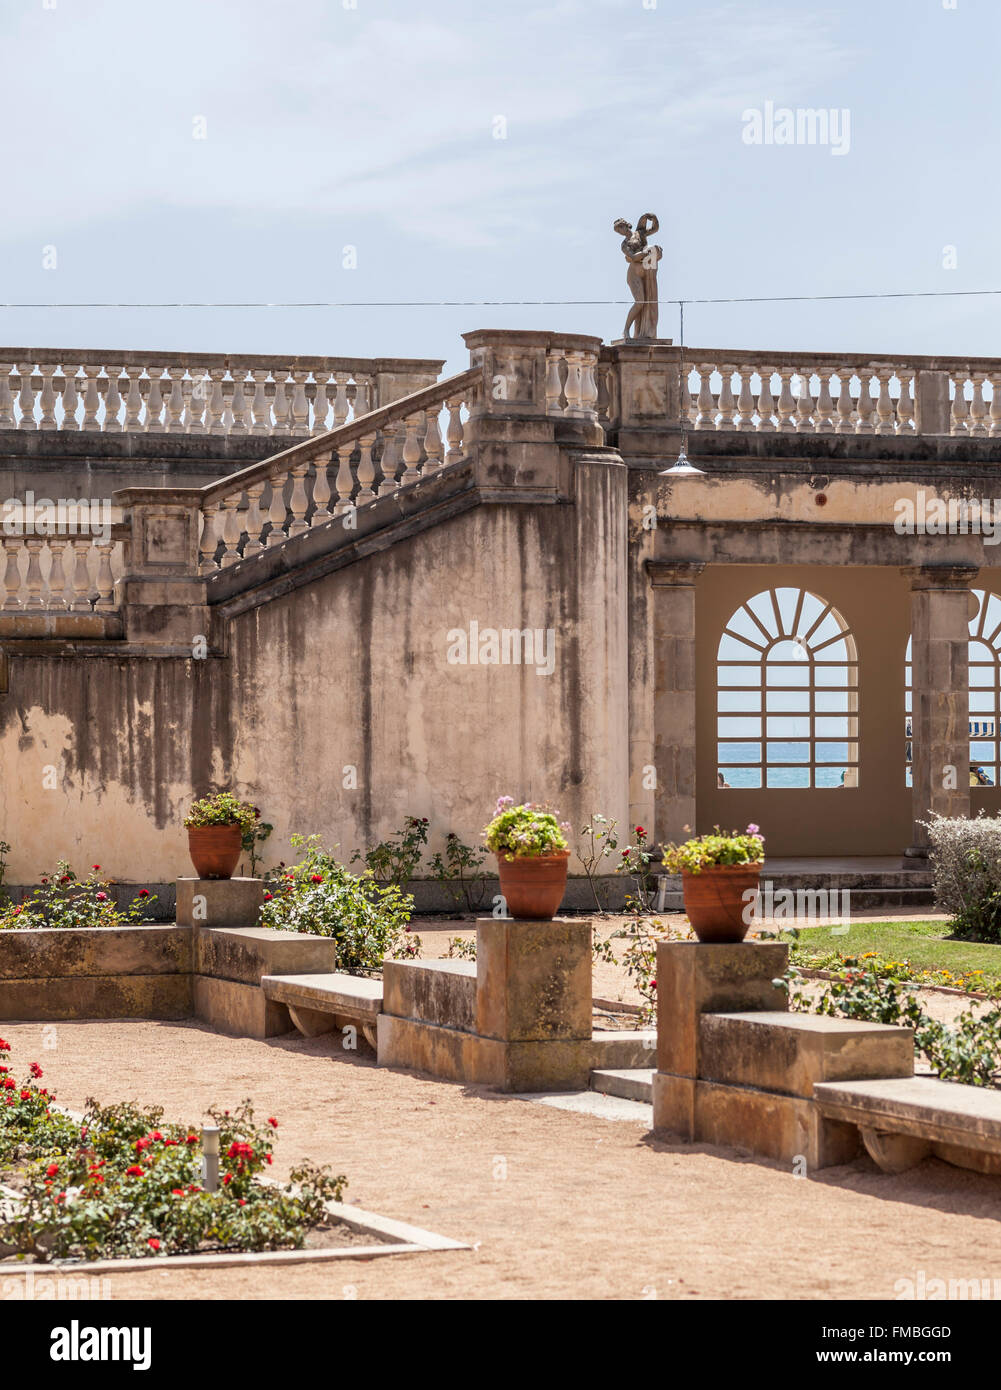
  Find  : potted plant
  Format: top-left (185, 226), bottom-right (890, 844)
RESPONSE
top-left (662, 824), bottom-right (765, 943)
top-left (483, 797), bottom-right (571, 920)
top-left (184, 793), bottom-right (259, 881)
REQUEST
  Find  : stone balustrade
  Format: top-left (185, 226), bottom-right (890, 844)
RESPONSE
top-left (0, 532), bottom-right (124, 611)
top-left (196, 367), bottom-right (482, 573)
top-left (600, 344), bottom-right (1001, 437)
top-left (0, 350), bottom-right (443, 435)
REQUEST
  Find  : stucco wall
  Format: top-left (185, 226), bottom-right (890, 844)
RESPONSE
top-left (0, 455), bottom-right (629, 882)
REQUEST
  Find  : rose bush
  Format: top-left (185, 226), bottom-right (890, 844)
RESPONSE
top-left (0, 862), bottom-right (156, 931)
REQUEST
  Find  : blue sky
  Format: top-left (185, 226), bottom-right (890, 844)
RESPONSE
top-left (1, 0), bottom-right (999, 375)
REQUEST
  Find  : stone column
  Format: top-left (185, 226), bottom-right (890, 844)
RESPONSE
top-left (647, 560), bottom-right (704, 849)
top-left (904, 565), bottom-right (977, 855)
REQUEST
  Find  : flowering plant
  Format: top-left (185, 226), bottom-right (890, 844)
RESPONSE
top-left (260, 834), bottom-right (413, 970)
top-left (0, 862), bottom-right (156, 931)
top-left (662, 824), bottom-right (765, 875)
top-left (0, 1040), bottom-right (346, 1261)
top-left (483, 798), bottom-right (570, 859)
top-left (184, 793), bottom-right (259, 831)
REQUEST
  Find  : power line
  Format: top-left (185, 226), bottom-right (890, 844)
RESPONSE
top-left (0, 288), bottom-right (1000, 310)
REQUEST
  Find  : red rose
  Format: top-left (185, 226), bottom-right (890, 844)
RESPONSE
top-left (185, 1134), bottom-right (199, 1145)
top-left (267, 1118), bottom-right (278, 1129)
top-left (650, 979), bottom-right (657, 990)
top-left (126, 1165), bottom-right (144, 1177)
top-left (138, 889), bottom-right (150, 898)
top-left (45, 1163), bottom-right (59, 1177)
top-left (29, 1062), bottom-right (42, 1079)
top-left (263, 892), bottom-right (273, 901)
top-left (223, 1173), bottom-right (232, 1186)
top-left (19, 1090), bottom-right (30, 1100)
top-left (96, 892), bottom-right (108, 902)
top-left (310, 874), bottom-right (323, 884)
top-left (635, 826), bottom-right (646, 837)
top-left (147, 1238), bottom-right (160, 1251)
top-left (0, 1040), bottom-right (9, 1051)
top-left (92, 865), bottom-right (101, 872)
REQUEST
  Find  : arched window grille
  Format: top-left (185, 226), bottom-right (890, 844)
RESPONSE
top-left (717, 587), bottom-right (859, 789)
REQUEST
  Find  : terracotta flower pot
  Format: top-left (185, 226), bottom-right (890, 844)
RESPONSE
top-left (682, 863), bottom-right (763, 943)
top-left (495, 850), bottom-right (569, 920)
top-left (187, 824), bottom-right (243, 880)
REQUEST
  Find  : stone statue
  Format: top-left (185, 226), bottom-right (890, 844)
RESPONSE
top-left (613, 213), bottom-right (663, 340)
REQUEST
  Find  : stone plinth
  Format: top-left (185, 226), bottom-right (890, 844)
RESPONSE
top-left (652, 940), bottom-right (915, 1170)
top-left (176, 877), bottom-right (265, 930)
top-left (476, 917), bottom-right (592, 1041)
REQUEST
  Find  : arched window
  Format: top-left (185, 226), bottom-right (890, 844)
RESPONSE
top-left (906, 588), bottom-right (1001, 789)
top-left (717, 587), bottom-right (859, 789)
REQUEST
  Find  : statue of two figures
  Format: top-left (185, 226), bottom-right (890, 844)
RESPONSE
top-left (614, 213), bottom-right (663, 341)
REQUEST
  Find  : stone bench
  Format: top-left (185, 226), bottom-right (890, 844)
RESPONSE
top-left (261, 973), bottom-right (383, 1046)
top-left (814, 1076), bottom-right (1001, 1176)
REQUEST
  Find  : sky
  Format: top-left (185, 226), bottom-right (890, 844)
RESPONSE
top-left (1, 0), bottom-right (999, 376)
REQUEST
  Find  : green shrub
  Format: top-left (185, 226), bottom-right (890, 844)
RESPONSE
top-left (925, 814), bottom-right (1001, 942)
top-left (0, 862), bottom-right (156, 931)
top-left (184, 793), bottom-right (258, 830)
top-left (662, 825), bottom-right (764, 875)
top-left (351, 816), bottom-right (428, 889)
top-left (429, 833), bottom-right (489, 912)
top-left (261, 834), bottom-right (412, 971)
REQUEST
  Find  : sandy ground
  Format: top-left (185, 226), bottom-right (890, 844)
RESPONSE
top-left (5, 968), bottom-right (1001, 1301)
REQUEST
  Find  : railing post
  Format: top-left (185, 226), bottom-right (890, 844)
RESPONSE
top-left (914, 369), bottom-right (952, 436)
top-left (113, 487), bottom-right (211, 648)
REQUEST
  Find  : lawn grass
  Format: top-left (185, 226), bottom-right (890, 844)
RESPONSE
top-left (782, 919), bottom-right (1001, 990)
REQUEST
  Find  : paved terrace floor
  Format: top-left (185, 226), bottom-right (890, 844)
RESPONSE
top-left (4, 930), bottom-right (998, 1301)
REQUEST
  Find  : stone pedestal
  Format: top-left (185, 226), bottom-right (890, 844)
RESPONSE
top-left (651, 940), bottom-right (915, 1170)
top-left (176, 877), bottom-right (265, 929)
top-left (377, 916), bottom-right (594, 1092)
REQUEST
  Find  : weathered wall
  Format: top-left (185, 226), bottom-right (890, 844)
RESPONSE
top-left (0, 453), bottom-right (629, 881)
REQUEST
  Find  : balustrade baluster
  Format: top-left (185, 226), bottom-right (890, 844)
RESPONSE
top-left (990, 375), bottom-right (1001, 437)
top-left (775, 370), bottom-right (797, 432)
top-left (103, 367), bottom-right (123, 431)
top-left (446, 398), bottom-right (465, 461)
top-left (220, 496), bottom-right (242, 564)
top-left (814, 372), bottom-right (835, 434)
top-left (378, 423), bottom-right (400, 495)
top-left (896, 375), bottom-right (915, 434)
top-left (17, 362), bottom-right (37, 430)
top-left (950, 378), bottom-right (969, 435)
top-left (580, 354), bottom-right (598, 419)
top-left (23, 539), bottom-right (44, 608)
top-left (716, 367), bottom-right (735, 429)
top-left (355, 434), bottom-right (377, 502)
top-left (422, 410), bottom-right (443, 476)
top-left (70, 540), bottom-right (93, 610)
top-left (332, 376), bottom-right (350, 427)
top-left (855, 374), bottom-right (875, 434)
top-left (735, 370), bottom-right (754, 430)
top-left (250, 370), bottom-right (270, 434)
top-left (205, 370), bottom-right (226, 434)
top-left (81, 365), bottom-right (102, 431)
top-left (94, 543), bottom-right (115, 609)
top-left (795, 373), bottom-right (816, 432)
top-left (199, 505), bottom-right (222, 572)
top-left (61, 366), bottom-right (80, 430)
top-left (164, 369), bottom-right (184, 431)
top-left (0, 367), bottom-right (14, 429)
top-left (545, 352), bottom-right (564, 415)
top-left (145, 370), bottom-right (164, 432)
top-left (564, 352), bottom-right (584, 416)
top-left (874, 368), bottom-right (895, 435)
top-left (695, 366), bottom-right (715, 429)
top-left (287, 463), bottom-right (310, 534)
top-left (242, 482), bottom-right (267, 555)
top-left (311, 373), bottom-right (330, 432)
top-left (756, 369), bottom-right (776, 432)
top-left (969, 373), bottom-right (988, 437)
top-left (310, 453), bottom-right (332, 524)
top-left (334, 443), bottom-right (355, 512)
top-left (47, 539), bottom-right (69, 609)
top-left (835, 373), bottom-right (855, 433)
top-left (230, 372), bottom-right (251, 435)
top-left (2, 541), bottom-right (22, 609)
top-left (354, 377), bottom-right (371, 418)
top-left (266, 475), bottom-right (289, 546)
top-left (290, 372), bottom-right (310, 436)
top-left (400, 414), bottom-right (422, 486)
top-left (123, 368), bottom-right (143, 430)
top-left (272, 371), bottom-right (290, 433)
top-left (39, 366), bottom-right (59, 430)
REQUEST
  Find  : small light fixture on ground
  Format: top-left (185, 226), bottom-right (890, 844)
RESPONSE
top-left (201, 1123), bottom-right (220, 1193)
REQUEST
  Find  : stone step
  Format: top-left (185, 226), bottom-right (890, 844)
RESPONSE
top-left (590, 1068), bottom-right (654, 1103)
top-left (589, 1030), bottom-right (657, 1069)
